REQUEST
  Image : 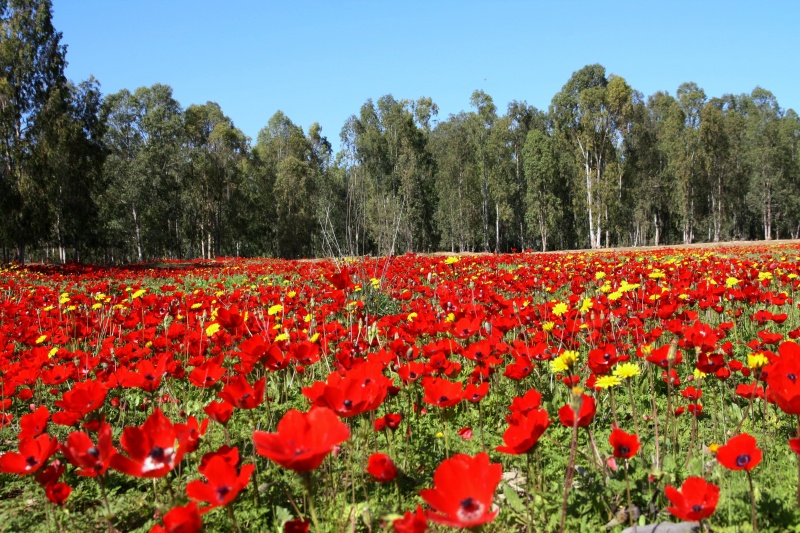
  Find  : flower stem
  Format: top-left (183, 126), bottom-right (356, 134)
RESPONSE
top-left (746, 470), bottom-right (759, 533)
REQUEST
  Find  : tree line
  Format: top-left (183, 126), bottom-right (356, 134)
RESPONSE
top-left (2, 1), bottom-right (799, 263)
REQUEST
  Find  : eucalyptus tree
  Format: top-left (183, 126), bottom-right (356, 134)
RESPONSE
top-left (99, 84), bottom-right (183, 261)
top-left (550, 65), bottom-right (633, 248)
top-left (183, 102), bottom-right (247, 258)
top-left (0, 0), bottom-right (67, 262)
top-left (430, 112), bottom-right (482, 251)
top-left (523, 129), bottom-right (561, 251)
top-left (672, 82), bottom-right (707, 243)
top-left (33, 78), bottom-right (106, 262)
top-left (253, 111), bottom-right (314, 257)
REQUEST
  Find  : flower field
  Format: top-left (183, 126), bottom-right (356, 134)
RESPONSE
top-left (3, 245), bottom-right (800, 532)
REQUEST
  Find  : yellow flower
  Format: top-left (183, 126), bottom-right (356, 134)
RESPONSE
top-left (551, 350), bottom-right (579, 373)
top-left (267, 304), bottom-right (283, 316)
top-left (579, 298), bottom-right (593, 313)
top-left (748, 352), bottom-right (770, 369)
top-left (309, 332), bottom-right (320, 343)
top-left (595, 271), bottom-right (606, 280)
top-left (708, 443), bottom-right (719, 454)
top-left (594, 375), bottom-right (622, 389)
top-left (613, 362), bottom-right (640, 380)
top-left (35, 335), bottom-right (47, 344)
top-left (191, 302), bottom-right (203, 309)
top-left (275, 332), bottom-right (289, 342)
top-left (552, 302), bottom-right (568, 316)
top-left (444, 256), bottom-right (459, 265)
top-left (693, 368), bottom-right (707, 380)
top-left (648, 270), bottom-right (666, 279)
top-left (131, 289), bottom-right (146, 299)
top-left (608, 291), bottom-right (623, 301)
top-left (725, 276), bottom-right (740, 288)
top-left (445, 312), bottom-right (455, 323)
top-left (407, 312), bottom-right (418, 322)
top-left (542, 321), bottom-right (555, 332)
top-left (758, 271), bottom-right (773, 282)
top-left (205, 323), bottom-right (220, 337)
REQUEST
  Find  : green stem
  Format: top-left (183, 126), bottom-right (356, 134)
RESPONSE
top-left (747, 470), bottom-right (759, 533)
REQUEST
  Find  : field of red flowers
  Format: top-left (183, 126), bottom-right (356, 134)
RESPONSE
top-left (3, 245), bottom-right (800, 532)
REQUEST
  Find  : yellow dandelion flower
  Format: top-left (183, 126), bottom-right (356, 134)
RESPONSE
top-left (595, 271), bottom-right (606, 280)
top-left (444, 256), bottom-right (459, 265)
top-left (758, 271), bottom-right (773, 282)
top-left (275, 332), bottom-right (290, 342)
top-left (552, 302), bottom-right (568, 316)
top-left (407, 312), bottom-right (418, 322)
top-left (267, 304), bottom-right (283, 316)
top-left (747, 352), bottom-right (770, 369)
top-left (35, 335), bottom-right (47, 344)
top-left (131, 289), bottom-right (146, 299)
top-left (579, 298), bottom-right (593, 313)
top-left (542, 321), bottom-right (555, 332)
top-left (613, 362), bottom-right (640, 380)
top-left (693, 368), bottom-right (707, 380)
top-left (726, 277), bottom-right (740, 288)
top-left (594, 375), bottom-right (622, 389)
top-left (708, 443), bottom-right (719, 453)
top-left (205, 323), bottom-right (220, 337)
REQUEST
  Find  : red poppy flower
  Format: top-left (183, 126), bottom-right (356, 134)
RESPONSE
top-left (203, 400), bottom-right (234, 425)
top-left (44, 482), bottom-right (72, 505)
top-left (283, 518), bottom-right (311, 533)
top-left (393, 505), bottom-right (428, 533)
top-left (19, 405), bottom-right (49, 440)
top-left (496, 408), bottom-right (550, 455)
top-left (463, 382), bottom-right (489, 403)
top-left (150, 501), bottom-right (203, 533)
top-left (52, 379), bottom-right (107, 422)
top-left (715, 433), bottom-right (762, 471)
top-left (665, 476), bottom-right (719, 522)
top-left (588, 344), bottom-right (618, 375)
top-left (61, 423), bottom-right (116, 477)
top-left (421, 377), bottom-right (463, 408)
top-left (608, 427), bottom-right (640, 459)
top-left (735, 382), bottom-right (765, 399)
top-left (366, 453), bottom-right (398, 482)
top-left (110, 408), bottom-right (189, 478)
top-left (253, 406), bottom-right (350, 473)
top-left (302, 363), bottom-right (390, 418)
top-left (505, 388), bottom-right (543, 425)
top-left (764, 341), bottom-right (800, 415)
top-left (188, 354), bottom-right (226, 388)
top-left (217, 374), bottom-right (265, 410)
top-left (0, 434), bottom-right (59, 475)
top-left (789, 437), bottom-right (800, 456)
top-left (558, 394), bottom-right (596, 428)
top-left (680, 386), bottom-right (703, 401)
top-left (420, 452), bottom-right (501, 528)
top-left (186, 447), bottom-right (254, 511)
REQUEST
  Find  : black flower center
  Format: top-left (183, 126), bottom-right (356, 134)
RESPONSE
top-left (736, 454), bottom-right (751, 467)
top-left (618, 446), bottom-right (629, 455)
top-left (216, 486), bottom-right (231, 501)
top-left (25, 456), bottom-right (38, 467)
top-left (789, 373), bottom-right (797, 383)
top-left (692, 504), bottom-right (703, 513)
top-left (87, 446), bottom-right (100, 458)
top-left (343, 399), bottom-right (352, 409)
top-left (439, 395), bottom-right (449, 403)
top-left (149, 446), bottom-right (165, 460)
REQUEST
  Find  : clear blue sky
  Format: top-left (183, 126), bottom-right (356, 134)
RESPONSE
top-left (52, 1), bottom-right (799, 153)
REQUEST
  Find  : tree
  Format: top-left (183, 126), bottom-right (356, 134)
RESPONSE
top-left (0, 0), bottom-right (67, 262)
top-left (550, 65), bottom-right (633, 248)
top-left (523, 129), bottom-right (560, 251)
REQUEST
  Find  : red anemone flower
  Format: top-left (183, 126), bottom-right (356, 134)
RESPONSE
top-left (558, 394), bottom-right (597, 428)
top-left (420, 452), bottom-right (501, 528)
top-left (110, 408), bottom-right (189, 478)
top-left (253, 406), bottom-right (350, 473)
top-left (186, 447), bottom-right (254, 511)
top-left (217, 374), bottom-right (265, 410)
top-left (0, 433), bottom-right (59, 475)
top-left (665, 477), bottom-right (719, 522)
top-left (150, 501), bottom-right (203, 533)
top-left (61, 423), bottom-right (116, 477)
top-left (366, 453), bottom-right (398, 482)
top-left (421, 377), bottom-right (464, 408)
top-left (715, 433), bottom-right (762, 471)
top-left (52, 379), bottom-right (107, 422)
top-left (608, 427), bottom-right (640, 459)
top-left (19, 406), bottom-right (49, 440)
top-left (393, 505), bottom-right (428, 533)
top-left (496, 408), bottom-right (550, 455)
top-left (203, 400), bottom-right (234, 425)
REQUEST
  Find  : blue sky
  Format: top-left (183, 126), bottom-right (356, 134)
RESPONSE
top-left (53, 1), bottom-right (799, 153)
